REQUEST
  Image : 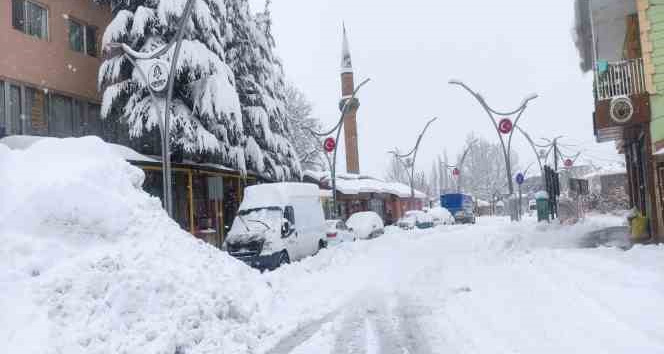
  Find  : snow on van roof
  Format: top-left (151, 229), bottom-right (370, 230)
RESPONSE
top-left (0, 135), bottom-right (157, 163)
top-left (304, 170), bottom-right (426, 199)
top-left (241, 182), bottom-right (321, 210)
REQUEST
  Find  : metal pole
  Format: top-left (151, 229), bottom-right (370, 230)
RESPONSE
top-left (105, 0), bottom-right (197, 218)
top-left (163, 0), bottom-right (197, 216)
top-left (449, 80), bottom-right (537, 221)
top-left (308, 78), bottom-right (370, 219)
top-left (390, 117), bottom-right (437, 200)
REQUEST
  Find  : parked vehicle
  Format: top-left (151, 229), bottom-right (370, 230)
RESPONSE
top-left (398, 210), bottom-right (434, 229)
top-left (224, 183), bottom-right (326, 270)
top-left (346, 211), bottom-right (385, 239)
top-left (427, 206), bottom-right (455, 225)
top-left (397, 214), bottom-right (416, 230)
top-left (325, 219), bottom-right (357, 247)
top-left (441, 193), bottom-right (476, 224)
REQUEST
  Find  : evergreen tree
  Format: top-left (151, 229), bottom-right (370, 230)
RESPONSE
top-left (98, 0), bottom-right (246, 171)
top-left (225, 0), bottom-right (301, 180)
top-left (97, 0), bottom-right (301, 180)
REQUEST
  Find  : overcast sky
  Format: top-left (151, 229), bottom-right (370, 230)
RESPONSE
top-left (250, 0), bottom-right (624, 178)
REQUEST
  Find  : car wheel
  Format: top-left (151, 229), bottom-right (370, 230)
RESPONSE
top-left (319, 240), bottom-right (327, 250)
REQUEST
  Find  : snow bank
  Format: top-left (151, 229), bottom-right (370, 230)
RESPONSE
top-left (0, 137), bottom-right (272, 354)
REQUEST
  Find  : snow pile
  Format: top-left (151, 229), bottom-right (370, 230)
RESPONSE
top-left (0, 137), bottom-right (272, 354)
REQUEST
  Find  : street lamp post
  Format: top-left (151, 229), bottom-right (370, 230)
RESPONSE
top-left (389, 117), bottom-right (438, 199)
top-left (449, 80), bottom-right (537, 221)
top-left (308, 78), bottom-right (370, 219)
top-left (104, 0), bottom-right (197, 217)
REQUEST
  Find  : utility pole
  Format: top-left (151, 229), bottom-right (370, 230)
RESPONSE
top-left (104, 0), bottom-right (197, 217)
top-left (308, 78), bottom-right (370, 219)
top-left (389, 117), bottom-right (438, 199)
top-left (449, 80), bottom-right (537, 221)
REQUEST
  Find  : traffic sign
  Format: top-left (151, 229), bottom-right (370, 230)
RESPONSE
top-left (564, 158), bottom-right (573, 168)
top-left (147, 60), bottom-right (169, 93)
top-left (323, 137), bottom-right (336, 152)
top-left (515, 172), bottom-right (524, 185)
top-left (498, 118), bottom-right (513, 134)
top-left (452, 167), bottom-right (460, 177)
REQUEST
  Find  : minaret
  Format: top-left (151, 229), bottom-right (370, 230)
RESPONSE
top-left (340, 24), bottom-right (361, 174)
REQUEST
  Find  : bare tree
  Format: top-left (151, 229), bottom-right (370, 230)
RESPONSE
top-left (284, 83), bottom-right (327, 171)
top-left (458, 133), bottom-right (519, 200)
top-left (384, 154), bottom-right (409, 184)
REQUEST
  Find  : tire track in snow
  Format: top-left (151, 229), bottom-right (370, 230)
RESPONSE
top-left (262, 311), bottom-right (338, 354)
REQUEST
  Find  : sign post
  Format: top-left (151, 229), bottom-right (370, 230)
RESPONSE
top-left (516, 172), bottom-right (524, 220)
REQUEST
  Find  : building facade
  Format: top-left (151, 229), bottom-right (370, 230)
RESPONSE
top-left (574, 0), bottom-right (663, 241)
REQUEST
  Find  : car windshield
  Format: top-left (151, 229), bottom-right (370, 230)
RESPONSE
top-left (229, 206), bottom-right (282, 234)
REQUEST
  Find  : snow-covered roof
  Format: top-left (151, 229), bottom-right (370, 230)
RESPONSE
top-left (241, 182), bottom-right (320, 210)
top-left (304, 170), bottom-right (427, 199)
top-left (0, 135), bottom-right (157, 163)
top-left (582, 164), bottom-right (627, 179)
top-left (476, 199), bottom-right (490, 207)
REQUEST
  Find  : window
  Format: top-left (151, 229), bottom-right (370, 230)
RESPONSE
top-left (26, 87), bottom-right (48, 136)
top-left (86, 26), bottom-right (97, 57)
top-left (69, 19), bottom-right (97, 57)
top-left (85, 103), bottom-right (102, 136)
top-left (0, 82), bottom-right (5, 137)
top-left (68, 20), bottom-right (83, 52)
top-left (9, 85), bottom-right (22, 135)
top-left (50, 94), bottom-right (73, 137)
top-left (284, 206), bottom-right (295, 225)
top-left (12, 0), bottom-right (48, 40)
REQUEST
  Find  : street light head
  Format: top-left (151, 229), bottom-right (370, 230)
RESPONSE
top-left (448, 79), bottom-right (463, 85)
top-left (520, 93), bottom-right (539, 106)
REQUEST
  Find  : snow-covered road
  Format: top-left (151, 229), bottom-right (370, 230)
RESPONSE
top-left (257, 217), bottom-right (664, 354)
top-left (3, 138), bottom-right (664, 354)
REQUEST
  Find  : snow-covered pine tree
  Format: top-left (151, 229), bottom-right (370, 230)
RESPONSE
top-left (97, 0), bottom-right (247, 171)
top-left (225, 0), bottom-right (301, 181)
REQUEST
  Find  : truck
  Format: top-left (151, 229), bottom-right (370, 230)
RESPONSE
top-left (440, 193), bottom-right (476, 224)
top-left (223, 183), bottom-right (327, 270)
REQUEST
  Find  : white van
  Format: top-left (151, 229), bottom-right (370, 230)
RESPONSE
top-left (224, 182), bottom-right (327, 270)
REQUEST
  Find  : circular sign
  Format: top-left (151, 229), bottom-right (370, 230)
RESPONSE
top-left (564, 158), bottom-right (573, 168)
top-left (515, 172), bottom-right (525, 185)
top-left (609, 97), bottom-right (634, 124)
top-left (452, 167), bottom-right (460, 177)
top-left (323, 137), bottom-right (336, 152)
top-left (147, 60), bottom-right (169, 93)
top-left (498, 118), bottom-right (513, 134)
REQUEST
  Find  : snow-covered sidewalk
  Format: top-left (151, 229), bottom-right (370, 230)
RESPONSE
top-left (1, 137), bottom-right (663, 353)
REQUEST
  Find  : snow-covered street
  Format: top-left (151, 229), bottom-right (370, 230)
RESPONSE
top-left (257, 217), bottom-right (664, 353)
top-left (2, 138), bottom-right (664, 354)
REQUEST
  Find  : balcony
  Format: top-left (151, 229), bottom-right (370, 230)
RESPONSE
top-left (594, 58), bottom-right (646, 101)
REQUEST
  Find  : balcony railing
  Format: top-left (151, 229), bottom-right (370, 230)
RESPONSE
top-left (595, 58), bottom-right (646, 101)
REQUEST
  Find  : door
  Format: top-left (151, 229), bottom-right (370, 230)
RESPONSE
top-left (283, 206), bottom-right (300, 259)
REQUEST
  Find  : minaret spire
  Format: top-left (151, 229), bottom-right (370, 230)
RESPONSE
top-left (340, 23), bottom-right (360, 174)
top-left (341, 22), bottom-right (353, 74)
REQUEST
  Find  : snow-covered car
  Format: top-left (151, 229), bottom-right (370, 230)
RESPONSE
top-left (346, 211), bottom-right (385, 239)
top-left (325, 219), bottom-right (358, 246)
top-left (397, 215), bottom-right (416, 230)
top-left (427, 207), bottom-right (455, 225)
top-left (224, 183), bottom-right (326, 270)
top-left (401, 210), bottom-right (434, 229)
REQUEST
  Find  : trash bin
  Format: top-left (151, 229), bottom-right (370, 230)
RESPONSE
top-left (535, 191), bottom-right (549, 222)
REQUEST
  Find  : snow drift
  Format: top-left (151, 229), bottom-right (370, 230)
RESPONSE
top-left (0, 137), bottom-right (272, 354)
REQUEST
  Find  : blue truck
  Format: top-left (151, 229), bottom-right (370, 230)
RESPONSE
top-left (441, 193), bottom-right (476, 224)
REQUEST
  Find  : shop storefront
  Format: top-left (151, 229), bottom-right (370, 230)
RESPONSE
top-left (134, 161), bottom-right (257, 248)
